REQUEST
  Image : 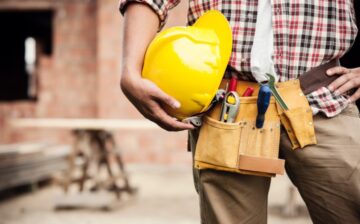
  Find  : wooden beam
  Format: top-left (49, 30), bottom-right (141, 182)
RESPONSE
top-left (9, 118), bottom-right (161, 130)
top-left (0, 0), bottom-right (56, 10)
top-left (0, 0), bottom-right (95, 10)
top-left (0, 143), bottom-right (71, 191)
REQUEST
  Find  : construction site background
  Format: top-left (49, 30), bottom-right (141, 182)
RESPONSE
top-left (0, 1), bottom-right (359, 224)
top-left (0, 0), bottom-right (190, 165)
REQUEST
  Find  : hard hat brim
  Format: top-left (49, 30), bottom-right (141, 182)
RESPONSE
top-left (193, 10), bottom-right (232, 70)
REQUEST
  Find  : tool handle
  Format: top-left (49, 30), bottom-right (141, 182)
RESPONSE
top-left (220, 92), bottom-right (240, 123)
top-left (256, 85), bottom-right (271, 128)
top-left (228, 77), bottom-right (238, 92)
top-left (242, 87), bottom-right (254, 97)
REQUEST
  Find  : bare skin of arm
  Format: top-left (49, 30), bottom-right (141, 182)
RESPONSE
top-left (120, 4), bottom-right (194, 131)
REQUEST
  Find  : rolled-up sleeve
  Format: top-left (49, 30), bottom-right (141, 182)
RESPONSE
top-left (119, 0), bottom-right (180, 30)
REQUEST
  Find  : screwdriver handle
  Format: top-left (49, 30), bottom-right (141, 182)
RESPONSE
top-left (256, 85), bottom-right (272, 128)
top-left (228, 77), bottom-right (238, 92)
top-left (242, 87), bottom-right (254, 97)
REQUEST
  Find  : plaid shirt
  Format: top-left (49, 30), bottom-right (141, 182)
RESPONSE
top-left (119, 0), bottom-right (358, 117)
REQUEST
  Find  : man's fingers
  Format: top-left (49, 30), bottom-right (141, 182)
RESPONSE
top-left (121, 78), bottom-right (193, 131)
top-left (334, 76), bottom-right (360, 95)
top-left (348, 88), bottom-right (360, 103)
top-left (152, 89), bottom-right (181, 109)
top-left (326, 66), bottom-right (351, 76)
top-left (144, 101), bottom-right (193, 131)
top-left (328, 77), bottom-right (347, 93)
top-left (327, 66), bottom-right (352, 92)
top-left (328, 73), bottom-right (353, 92)
top-left (153, 108), bottom-right (194, 131)
top-left (143, 79), bottom-right (181, 109)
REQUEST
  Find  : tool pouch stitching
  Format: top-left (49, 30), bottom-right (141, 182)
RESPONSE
top-left (194, 96), bottom-right (284, 177)
top-left (275, 81), bottom-right (317, 149)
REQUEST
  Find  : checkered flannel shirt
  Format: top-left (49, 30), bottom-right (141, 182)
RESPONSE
top-left (119, 0), bottom-right (358, 117)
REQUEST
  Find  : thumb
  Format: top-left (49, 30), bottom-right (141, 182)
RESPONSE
top-left (326, 66), bottom-right (350, 76)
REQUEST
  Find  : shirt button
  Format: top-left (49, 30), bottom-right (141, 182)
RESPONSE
top-left (275, 8), bottom-right (281, 15)
top-left (241, 58), bottom-right (248, 63)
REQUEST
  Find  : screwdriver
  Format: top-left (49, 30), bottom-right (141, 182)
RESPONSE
top-left (256, 84), bottom-right (271, 129)
top-left (242, 87), bottom-right (254, 97)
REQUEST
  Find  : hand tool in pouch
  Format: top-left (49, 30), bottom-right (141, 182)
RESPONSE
top-left (220, 77), bottom-right (240, 123)
top-left (256, 84), bottom-right (272, 128)
top-left (242, 87), bottom-right (254, 97)
top-left (183, 89), bottom-right (227, 127)
top-left (265, 73), bottom-right (289, 110)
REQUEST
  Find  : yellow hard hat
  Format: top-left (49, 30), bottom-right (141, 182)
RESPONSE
top-left (142, 10), bottom-right (232, 119)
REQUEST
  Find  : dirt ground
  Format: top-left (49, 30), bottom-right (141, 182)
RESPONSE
top-left (0, 165), bottom-right (311, 224)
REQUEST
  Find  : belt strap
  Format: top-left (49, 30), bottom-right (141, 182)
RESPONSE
top-left (225, 59), bottom-right (340, 95)
top-left (299, 59), bottom-right (340, 95)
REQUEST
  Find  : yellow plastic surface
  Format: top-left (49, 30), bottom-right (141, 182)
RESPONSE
top-left (226, 95), bottom-right (236, 104)
top-left (142, 10), bottom-right (232, 119)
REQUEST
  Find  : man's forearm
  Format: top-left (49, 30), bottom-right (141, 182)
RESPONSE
top-left (122, 3), bottom-right (160, 77)
top-left (119, 4), bottom-right (194, 131)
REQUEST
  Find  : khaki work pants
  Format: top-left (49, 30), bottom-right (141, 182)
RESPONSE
top-left (189, 103), bottom-right (360, 224)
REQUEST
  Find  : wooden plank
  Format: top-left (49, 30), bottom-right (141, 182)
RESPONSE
top-left (0, 145), bottom-right (71, 167)
top-left (0, 143), bottom-right (71, 191)
top-left (0, 0), bottom-right (56, 10)
top-left (0, 156), bottom-right (68, 175)
top-left (9, 118), bottom-right (160, 130)
top-left (0, 161), bottom-right (68, 190)
top-left (0, 0), bottom-right (94, 10)
top-left (0, 142), bottom-right (50, 157)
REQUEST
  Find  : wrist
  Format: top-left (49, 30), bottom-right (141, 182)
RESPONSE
top-left (120, 65), bottom-right (142, 92)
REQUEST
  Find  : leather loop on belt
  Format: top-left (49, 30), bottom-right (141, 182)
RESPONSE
top-left (299, 59), bottom-right (340, 95)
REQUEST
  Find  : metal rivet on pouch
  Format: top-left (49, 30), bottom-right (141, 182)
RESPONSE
top-left (299, 92), bottom-right (304, 96)
top-left (309, 122), bottom-right (313, 126)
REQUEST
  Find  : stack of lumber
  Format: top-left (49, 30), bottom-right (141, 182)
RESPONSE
top-left (0, 142), bottom-right (71, 191)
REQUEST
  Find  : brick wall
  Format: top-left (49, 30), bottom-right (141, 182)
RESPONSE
top-left (0, 0), bottom-right (191, 165)
top-left (96, 0), bottom-right (190, 164)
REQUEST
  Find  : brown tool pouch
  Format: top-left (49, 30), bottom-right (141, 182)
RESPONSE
top-left (194, 79), bottom-right (317, 177)
top-left (276, 80), bottom-right (317, 149)
top-left (194, 81), bottom-right (285, 177)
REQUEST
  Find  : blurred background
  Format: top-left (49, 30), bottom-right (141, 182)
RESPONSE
top-left (0, 0), bottom-right (358, 224)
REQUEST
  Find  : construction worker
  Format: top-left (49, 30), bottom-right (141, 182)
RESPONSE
top-left (119, 1), bottom-right (360, 224)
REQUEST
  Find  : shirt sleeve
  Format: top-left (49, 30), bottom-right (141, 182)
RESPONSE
top-left (119, 0), bottom-right (181, 30)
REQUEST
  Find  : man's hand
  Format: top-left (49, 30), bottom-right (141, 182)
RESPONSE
top-left (120, 71), bottom-right (194, 131)
top-left (327, 66), bottom-right (360, 103)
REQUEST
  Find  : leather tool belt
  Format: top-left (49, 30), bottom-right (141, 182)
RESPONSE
top-left (194, 59), bottom-right (339, 177)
